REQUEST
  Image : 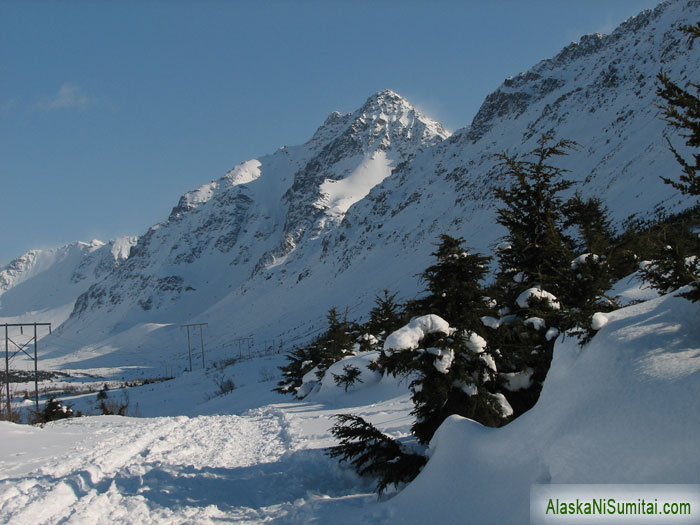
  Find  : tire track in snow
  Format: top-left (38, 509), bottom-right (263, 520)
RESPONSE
top-left (0, 407), bottom-right (291, 524)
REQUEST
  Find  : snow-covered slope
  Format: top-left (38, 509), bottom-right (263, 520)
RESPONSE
top-left (383, 287), bottom-right (700, 524)
top-left (0, 282), bottom-right (696, 523)
top-left (44, 90), bottom-right (448, 366)
top-left (14, 0), bottom-right (700, 372)
top-left (327, 0), bottom-right (700, 271)
top-left (0, 238), bottom-right (136, 330)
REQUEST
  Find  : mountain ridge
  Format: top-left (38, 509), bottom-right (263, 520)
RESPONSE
top-left (3, 0), bottom-right (698, 373)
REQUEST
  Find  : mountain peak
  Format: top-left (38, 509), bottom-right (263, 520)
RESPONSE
top-left (363, 88), bottom-right (405, 104)
top-left (359, 89), bottom-right (414, 116)
top-left (307, 89), bottom-right (449, 156)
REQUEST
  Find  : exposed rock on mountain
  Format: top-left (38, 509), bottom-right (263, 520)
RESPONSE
top-left (11, 0), bottom-right (699, 369)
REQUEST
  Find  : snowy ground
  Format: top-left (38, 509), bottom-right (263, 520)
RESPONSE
top-left (0, 408), bottom-right (377, 524)
top-left (1, 280), bottom-right (699, 524)
top-left (0, 354), bottom-right (415, 524)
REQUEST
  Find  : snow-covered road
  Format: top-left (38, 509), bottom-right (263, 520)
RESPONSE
top-left (0, 405), bottom-right (381, 524)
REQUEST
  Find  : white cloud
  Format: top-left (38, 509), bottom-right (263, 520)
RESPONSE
top-left (37, 82), bottom-right (95, 111)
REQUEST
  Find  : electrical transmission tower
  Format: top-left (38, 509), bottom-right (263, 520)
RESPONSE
top-left (181, 323), bottom-right (208, 371)
top-left (2, 322), bottom-right (52, 417)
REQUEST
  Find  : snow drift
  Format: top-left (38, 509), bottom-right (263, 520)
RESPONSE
top-left (384, 288), bottom-right (700, 524)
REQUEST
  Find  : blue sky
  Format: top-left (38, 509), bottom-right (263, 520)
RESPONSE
top-left (1, 0), bottom-right (661, 266)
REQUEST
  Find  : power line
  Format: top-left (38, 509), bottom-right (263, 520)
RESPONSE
top-left (181, 323), bottom-right (208, 371)
top-left (2, 322), bottom-right (51, 417)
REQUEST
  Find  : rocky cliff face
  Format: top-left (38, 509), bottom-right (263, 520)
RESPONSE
top-left (21, 0), bottom-right (700, 368)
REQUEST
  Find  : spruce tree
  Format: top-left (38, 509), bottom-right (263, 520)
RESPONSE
top-left (648, 22), bottom-right (700, 301)
top-left (565, 193), bottom-right (615, 256)
top-left (639, 218), bottom-right (700, 299)
top-left (410, 234), bottom-right (493, 328)
top-left (381, 236), bottom-right (506, 443)
top-left (492, 134), bottom-right (577, 305)
top-left (40, 398), bottom-right (74, 423)
top-left (407, 328), bottom-right (506, 443)
top-left (327, 237), bottom-right (506, 490)
top-left (327, 414), bottom-right (426, 495)
top-left (332, 364), bottom-right (364, 392)
top-left (656, 25), bottom-right (700, 198)
top-left (564, 193), bottom-right (618, 342)
top-left (490, 134), bottom-right (580, 415)
top-left (315, 307), bottom-right (356, 375)
top-left (274, 307), bottom-right (357, 397)
top-left (365, 289), bottom-right (406, 341)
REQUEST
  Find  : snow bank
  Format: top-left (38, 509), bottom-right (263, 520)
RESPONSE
top-left (315, 352), bottom-right (382, 396)
top-left (384, 315), bottom-right (452, 352)
top-left (384, 290), bottom-right (700, 524)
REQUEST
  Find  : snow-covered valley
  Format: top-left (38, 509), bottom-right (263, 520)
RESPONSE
top-left (1, 279), bottom-right (698, 523)
top-left (1, 1), bottom-right (700, 523)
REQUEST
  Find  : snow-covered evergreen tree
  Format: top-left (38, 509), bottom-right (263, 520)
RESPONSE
top-left (642, 22), bottom-right (700, 302)
top-left (365, 289), bottom-right (406, 344)
top-left (564, 194), bottom-right (618, 342)
top-left (380, 236), bottom-right (507, 443)
top-left (489, 135), bottom-right (580, 415)
top-left (275, 307), bottom-right (358, 398)
top-left (492, 135), bottom-right (577, 307)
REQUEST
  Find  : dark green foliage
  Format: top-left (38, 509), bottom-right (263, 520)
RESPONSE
top-left (489, 134), bottom-right (617, 415)
top-left (657, 68), bottom-right (700, 197)
top-left (492, 134), bottom-right (577, 305)
top-left (408, 331), bottom-right (506, 444)
top-left (273, 343), bottom-right (317, 396)
top-left (326, 414), bottom-right (426, 495)
top-left (275, 307), bottom-right (358, 397)
top-left (40, 397), bottom-right (74, 423)
top-left (366, 289), bottom-right (407, 340)
top-left (647, 22), bottom-right (700, 301)
top-left (639, 219), bottom-right (700, 300)
top-left (563, 194), bottom-right (620, 342)
top-left (603, 224), bottom-right (648, 283)
top-left (96, 385), bottom-right (109, 401)
top-left (381, 236), bottom-right (506, 444)
top-left (657, 81), bottom-right (700, 196)
top-left (333, 364), bottom-right (364, 392)
top-left (313, 308), bottom-right (357, 378)
top-left (565, 193), bottom-right (616, 255)
top-left (409, 234), bottom-right (492, 329)
top-left (361, 290), bottom-right (408, 372)
top-left (491, 135), bottom-right (576, 379)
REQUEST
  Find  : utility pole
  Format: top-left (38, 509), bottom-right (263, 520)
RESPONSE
top-left (181, 323), bottom-right (208, 371)
top-left (232, 336), bottom-right (253, 359)
top-left (2, 322), bottom-right (51, 417)
top-left (4, 325), bottom-right (9, 418)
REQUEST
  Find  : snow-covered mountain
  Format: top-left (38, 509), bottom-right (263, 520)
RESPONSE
top-left (0, 238), bottom-right (137, 329)
top-left (47, 90), bottom-right (449, 363)
top-left (20, 0), bottom-right (700, 371)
